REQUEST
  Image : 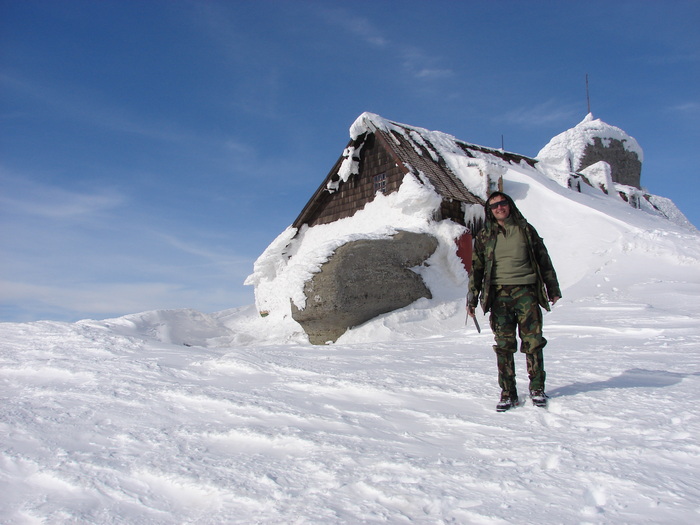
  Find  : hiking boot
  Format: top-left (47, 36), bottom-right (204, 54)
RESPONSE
top-left (530, 390), bottom-right (548, 408)
top-left (496, 391), bottom-right (519, 412)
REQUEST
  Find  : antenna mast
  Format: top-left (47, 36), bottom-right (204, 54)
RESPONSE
top-left (586, 73), bottom-right (591, 114)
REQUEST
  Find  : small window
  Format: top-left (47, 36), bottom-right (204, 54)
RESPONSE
top-left (373, 173), bottom-right (387, 194)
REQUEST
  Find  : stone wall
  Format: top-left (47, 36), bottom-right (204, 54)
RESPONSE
top-left (578, 137), bottom-right (642, 189)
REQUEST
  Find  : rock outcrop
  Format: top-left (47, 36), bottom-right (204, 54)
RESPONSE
top-left (292, 231), bottom-right (438, 344)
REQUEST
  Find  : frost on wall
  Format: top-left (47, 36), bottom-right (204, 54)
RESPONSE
top-left (327, 144), bottom-right (364, 193)
top-left (463, 202), bottom-right (486, 232)
top-left (581, 161), bottom-right (614, 194)
top-left (452, 158), bottom-right (503, 200)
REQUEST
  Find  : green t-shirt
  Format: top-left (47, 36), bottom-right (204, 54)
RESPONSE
top-left (492, 218), bottom-right (537, 285)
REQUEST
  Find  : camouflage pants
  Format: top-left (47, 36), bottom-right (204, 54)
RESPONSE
top-left (489, 285), bottom-right (547, 393)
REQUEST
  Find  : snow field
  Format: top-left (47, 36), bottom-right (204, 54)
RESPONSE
top-left (2, 264), bottom-right (700, 524)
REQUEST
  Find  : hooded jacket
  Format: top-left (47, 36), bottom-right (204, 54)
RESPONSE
top-left (468, 192), bottom-right (561, 314)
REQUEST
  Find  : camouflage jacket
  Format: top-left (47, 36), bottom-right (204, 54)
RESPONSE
top-left (468, 193), bottom-right (561, 314)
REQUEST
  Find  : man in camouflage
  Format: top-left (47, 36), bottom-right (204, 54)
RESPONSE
top-left (468, 192), bottom-right (561, 411)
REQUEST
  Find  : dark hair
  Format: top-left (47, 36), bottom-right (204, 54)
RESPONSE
top-left (487, 191), bottom-right (510, 203)
top-left (484, 191), bottom-right (520, 224)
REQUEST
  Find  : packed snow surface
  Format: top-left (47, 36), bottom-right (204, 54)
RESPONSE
top-left (3, 162), bottom-right (700, 523)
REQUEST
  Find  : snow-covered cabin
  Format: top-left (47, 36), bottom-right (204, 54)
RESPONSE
top-left (247, 113), bottom-right (544, 343)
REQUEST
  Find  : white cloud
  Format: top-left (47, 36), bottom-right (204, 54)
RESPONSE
top-left (318, 8), bottom-right (387, 48)
top-left (0, 73), bottom-right (204, 145)
top-left (155, 231), bottom-right (253, 272)
top-left (496, 100), bottom-right (580, 127)
top-left (399, 45), bottom-right (454, 81)
top-left (0, 224), bottom-right (256, 322)
top-left (0, 167), bottom-right (256, 322)
top-left (0, 174), bottom-right (125, 220)
top-left (319, 9), bottom-right (453, 83)
top-left (642, 51), bottom-right (700, 66)
top-left (668, 101), bottom-right (700, 113)
top-left (414, 68), bottom-right (454, 79)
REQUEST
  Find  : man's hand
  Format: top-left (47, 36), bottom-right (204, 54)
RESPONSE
top-left (467, 305), bottom-right (476, 316)
top-left (550, 296), bottom-right (561, 305)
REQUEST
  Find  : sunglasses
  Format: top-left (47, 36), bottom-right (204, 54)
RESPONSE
top-left (489, 200), bottom-right (509, 210)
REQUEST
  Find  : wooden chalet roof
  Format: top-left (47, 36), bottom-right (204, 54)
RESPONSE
top-left (371, 125), bottom-right (479, 205)
top-left (292, 114), bottom-right (538, 230)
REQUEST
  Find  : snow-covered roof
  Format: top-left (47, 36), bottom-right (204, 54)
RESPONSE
top-left (293, 112), bottom-right (537, 229)
top-left (353, 112), bottom-right (536, 199)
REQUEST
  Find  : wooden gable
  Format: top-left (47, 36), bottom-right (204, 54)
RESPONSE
top-left (292, 132), bottom-right (407, 229)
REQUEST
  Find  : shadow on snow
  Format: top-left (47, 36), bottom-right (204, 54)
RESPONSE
top-left (548, 368), bottom-right (700, 398)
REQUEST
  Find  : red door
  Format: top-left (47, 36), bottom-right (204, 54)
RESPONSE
top-left (456, 231), bottom-right (473, 273)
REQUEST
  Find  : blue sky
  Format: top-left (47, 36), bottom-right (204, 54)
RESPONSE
top-left (1, 0), bottom-right (698, 322)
